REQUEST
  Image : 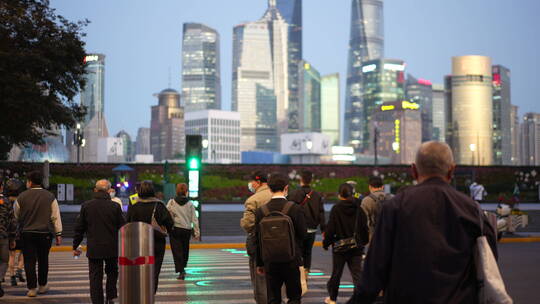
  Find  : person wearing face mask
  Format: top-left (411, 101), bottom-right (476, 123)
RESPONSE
top-left (240, 171), bottom-right (272, 304)
top-left (108, 188), bottom-right (123, 210)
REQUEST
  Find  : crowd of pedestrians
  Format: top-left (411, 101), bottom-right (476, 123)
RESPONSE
top-left (0, 140), bottom-right (506, 303)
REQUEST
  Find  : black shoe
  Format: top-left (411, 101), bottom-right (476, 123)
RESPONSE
top-left (106, 299), bottom-right (114, 304)
top-left (10, 276), bottom-right (17, 287)
top-left (176, 272), bottom-right (185, 280)
top-left (16, 269), bottom-right (25, 283)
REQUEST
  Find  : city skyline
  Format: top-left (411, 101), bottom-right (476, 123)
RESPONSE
top-left (49, 0), bottom-right (540, 140)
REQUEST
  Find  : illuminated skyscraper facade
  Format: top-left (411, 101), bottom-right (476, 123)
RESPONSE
top-left (232, 0), bottom-right (288, 151)
top-left (492, 65), bottom-right (512, 165)
top-left (450, 55), bottom-right (493, 165)
top-left (181, 23), bottom-right (221, 112)
top-left (406, 75), bottom-right (433, 142)
top-left (344, 0), bottom-right (384, 150)
top-left (360, 58), bottom-right (405, 152)
top-left (276, 0), bottom-right (302, 132)
top-left (298, 61), bottom-right (321, 132)
top-left (321, 73), bottom-right (340, 145)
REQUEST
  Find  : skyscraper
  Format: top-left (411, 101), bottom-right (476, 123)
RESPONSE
top-left (432, 83), bottom-right (446, 142)
top-left (406, 75), bottom-right (433, 142)
top-left (136, 127), bottom-right (151, 155)
top-left (360, 58), bottom-right (405, 152)
top-left (492, 65), bottom-right (512, 165)
top-left (521, 113), bottom-right (540, 166)
top-left (298, 61), bottom-right (321, 132)
top-left (181, 23), bottom-right (221, 112)
top-left (510, 105), bottom-right (521, 165)
top-left (450, 55), bottom-right (493, 165)
top-left (116, 130), bottom-right (133, 162)
top-left (276, 0), bottom-right (302, 132)
top-left (321, 73), bottom-right (340, 146)
top-left (232, 0), bottom-right (288, 151)
top-left (344, 0), bottom-right (384, 150)
top-left (150, 89), bottom-right (185, 161)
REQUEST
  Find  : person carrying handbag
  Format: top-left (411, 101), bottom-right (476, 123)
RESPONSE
top-left (323, 183), bottom-right (369, 304)
top-left (126, 181), bottom-right (173, 294)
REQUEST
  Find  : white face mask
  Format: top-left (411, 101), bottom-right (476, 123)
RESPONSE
top-left (110, 191), bottom-right (116, 198)
top-left (248, 182), bottom-right (256, 193)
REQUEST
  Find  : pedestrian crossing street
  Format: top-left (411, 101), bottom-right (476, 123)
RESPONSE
top-left (2, 249), bottom-right (354, 303)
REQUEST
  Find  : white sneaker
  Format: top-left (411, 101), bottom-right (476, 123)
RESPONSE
top-left (324, 297), bottom-right (337, 304)
top-left (27, 289), bottom-right (37, 297)
top-left (38, 284), bottom-right (49, 294)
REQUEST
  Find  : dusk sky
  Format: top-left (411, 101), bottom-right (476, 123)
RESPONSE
top-left (50, 0), bottom-right (540, 139)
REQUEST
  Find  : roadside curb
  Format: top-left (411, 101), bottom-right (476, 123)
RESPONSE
top-left (50, 238), bottom-right (539, 252)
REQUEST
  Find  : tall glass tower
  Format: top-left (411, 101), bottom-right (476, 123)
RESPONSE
top-left (81, 54), bottom-right (105, 128)
top-left (182, 23), bottom-right (221, 112)
top-left (298, 61), bottom-right (321, 132)
top-left (276, 0), bottom-right (302, 132)
top-left (344, 0), bottom-right (384, 151)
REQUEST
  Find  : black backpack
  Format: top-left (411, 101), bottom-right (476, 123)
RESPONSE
top-left (259, 202), bottom-right (296, 263)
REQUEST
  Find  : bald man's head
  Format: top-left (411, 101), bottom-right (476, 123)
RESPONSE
top-left (95, 179), bottom-right (111, 192)
top-left (414, 141), bottom-right (455, 179)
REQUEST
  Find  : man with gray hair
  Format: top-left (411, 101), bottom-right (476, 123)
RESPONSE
top-left (73, 179), bottom-right (125, 304)
top-left (348, 141), bottom-right (498, 304)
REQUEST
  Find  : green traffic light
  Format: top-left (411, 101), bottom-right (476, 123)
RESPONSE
top-left (188, 157), bottom-right (200, 170)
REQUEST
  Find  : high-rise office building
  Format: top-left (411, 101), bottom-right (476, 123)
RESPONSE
top-left (492, 65), bottom-right (512, 165)
top-left (298, 61), bottom-right (321, 132)
top-left (444, 75), bottom-right (453, 144)
top-left (406, 75), bottom-right (433, 142)
top-left (181, 23), bottom-right (221, 112)
top-left (372, 100), bottom-right (421, 164)
top-left (150, 89), bottom-right (185, 161)
top-left (136, 127), bottom-right (151, 155)
top-left (232, 0), bottom-right (288, 151)
top-left (449, 55), bottom-right (493, 165)
top-left (321, 73), bottom-right (340, 146)
top-left (116, 130), bottom-right (133, 162)
top-left (344, 0), bottom-right (384, 150)
top-left (432, 83), bottom-right (446, 142)
top-left (185, 110), bottom-right (241, 164)
top-left (276, 0), bottom-right (302, 132)
top-left (510, 105), bottom-right (521, 165)
top-left (521, 113), bottom-right (540, 166)
top-left (360, 58), bottom-right (405, 152)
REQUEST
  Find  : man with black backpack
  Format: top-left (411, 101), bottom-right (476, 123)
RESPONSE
top-left (360, 176), bottom-right (393, 241)
top-left (288, 170), bottom-right (325, 274)
top-left (255, 172), bottom-right (307, 304)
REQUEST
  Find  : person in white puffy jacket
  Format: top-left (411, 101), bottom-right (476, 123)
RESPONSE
top-left (166, 183), bottom-right (199, 280)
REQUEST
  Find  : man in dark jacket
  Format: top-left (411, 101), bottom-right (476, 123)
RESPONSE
top-left (255, 172), bottom-right (307, 304)
top-left (73, 179), bottom-right (126, 304)
top-left (288, 170), bottom-right (325, 274)
top-left (348, 141), bottom-right (498, 304)
top-left (14, 171), bottom-right (62, 297)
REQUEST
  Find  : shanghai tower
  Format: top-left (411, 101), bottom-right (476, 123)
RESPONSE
top-left (344, 0), bottom-right (384, 151)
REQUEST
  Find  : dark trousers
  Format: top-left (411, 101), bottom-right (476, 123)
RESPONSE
top-left (88, 257), bottom-right (118, 304)
top-left (327, 251), bottom-right (362, 301)
top-left (302, 232), bottom-right (316, 270)
top-left (154, 237), bottom-right (166, 294)
top-left (21, 232), bottom-right (52, 289)
top-left (170, 227), bottom-right (191, 273)
top-left (265, 262), bottom-right (301, 304)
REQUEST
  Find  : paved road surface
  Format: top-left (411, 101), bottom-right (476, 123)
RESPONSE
top-left (2, 242), bottom-right (538, 303)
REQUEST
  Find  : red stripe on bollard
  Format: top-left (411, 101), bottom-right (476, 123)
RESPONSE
top-left (119, 256), bottom-right (155, 266)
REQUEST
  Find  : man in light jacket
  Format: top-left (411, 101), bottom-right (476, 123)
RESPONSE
top-left (240, 171), bottom-right (273, 304)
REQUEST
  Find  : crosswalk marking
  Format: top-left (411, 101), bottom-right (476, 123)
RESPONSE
top-left (2, 250), bottom-right (354, 303)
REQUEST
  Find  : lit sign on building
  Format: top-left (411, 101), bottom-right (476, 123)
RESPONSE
top-left (304, 62), bottom-right (311, 70)
top-left (84, 55), bottom-right (99, 63)
top-left (362, 64), bottom-right (377, 73)
top-left (381, 105), bottom-right (395, 111)
top-left (384, 63), bottom-right (405, 71)
top-left (417, 78), bottom-right (432, 86)
top-left (394, 119), bottom-right (401, 154)
top-left (331, 146), bottom-right (355, 155)
top-left (402, 101), bottom-right (420, 110)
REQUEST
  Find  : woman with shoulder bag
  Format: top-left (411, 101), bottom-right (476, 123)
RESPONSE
top-left (322, 183), bottom-right (369, 304)
top-left (126, 181), bottom-right (173, 294)
top-left (166, 183), bottom-right (199, 280)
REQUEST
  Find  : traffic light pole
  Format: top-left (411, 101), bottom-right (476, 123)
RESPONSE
top-left (185, 135), bottom-right (203, 240)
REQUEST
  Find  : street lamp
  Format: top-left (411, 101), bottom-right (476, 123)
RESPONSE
top-left (74, 123), bottom-right (84, 165)
top-left (469, 143), bottom-right (476, 165)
